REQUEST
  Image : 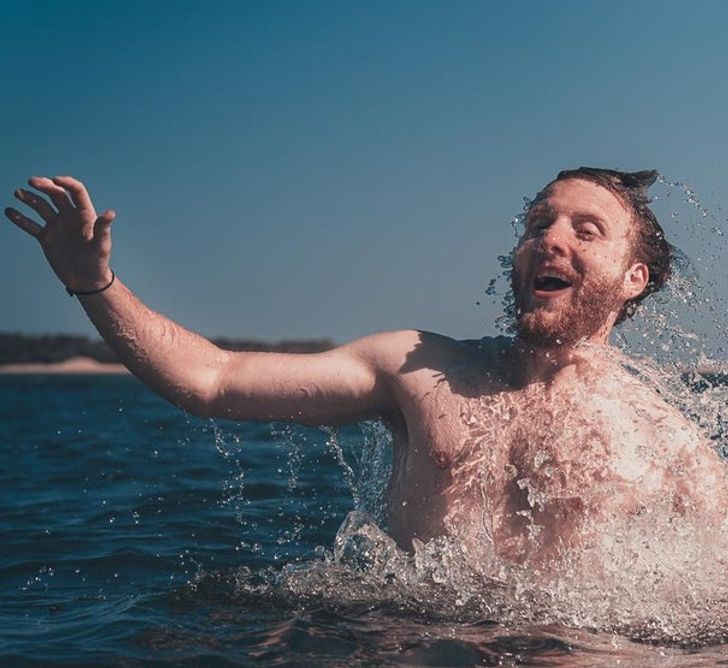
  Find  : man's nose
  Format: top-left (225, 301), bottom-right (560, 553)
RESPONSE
top-left (540, 218), bottom-right (570, 257)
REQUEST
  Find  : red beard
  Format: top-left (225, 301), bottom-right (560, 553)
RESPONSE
top-left (511, 268), bottom-right (625, 347)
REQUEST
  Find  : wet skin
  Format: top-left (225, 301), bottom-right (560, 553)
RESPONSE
top-left (6, 176), bottom-right (727, 571)
top-left (385, 334), bottom-right (727, 568)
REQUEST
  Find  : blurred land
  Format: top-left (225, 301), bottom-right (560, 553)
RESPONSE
top-left (0, 333), bottom-right (335, 374)
top-left (4, 332), bottom-right (727, 385)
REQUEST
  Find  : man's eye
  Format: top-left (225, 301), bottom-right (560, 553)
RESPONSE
top-left (577, 222), bottom-right (600, 238)
top-left (528, 218), bottom-right (549, 233)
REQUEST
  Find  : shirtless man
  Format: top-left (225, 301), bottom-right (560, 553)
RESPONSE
top-left (6, 167), bottom-right (726, 572)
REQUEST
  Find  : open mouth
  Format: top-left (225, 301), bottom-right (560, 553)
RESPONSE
top-left (532, 271), bottom-right (574, 296)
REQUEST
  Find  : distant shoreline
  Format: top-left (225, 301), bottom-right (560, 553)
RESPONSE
top-left (0, 356), bottom-right (130, 375)
top-left (0, 333), bottom-right (336, 373)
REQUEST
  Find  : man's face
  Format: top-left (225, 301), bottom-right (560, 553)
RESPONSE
top-left (511, 178), bottom-right (643, 347)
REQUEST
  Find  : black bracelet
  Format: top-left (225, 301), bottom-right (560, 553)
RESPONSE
top-left (66, 270), bottom-right (116, 297)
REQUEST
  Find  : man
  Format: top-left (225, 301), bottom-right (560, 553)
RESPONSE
top-left (6, 168), bottom-right (726, 574)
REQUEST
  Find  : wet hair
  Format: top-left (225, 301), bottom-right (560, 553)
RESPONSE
top-left (539, 166), bottom-right (672, 324)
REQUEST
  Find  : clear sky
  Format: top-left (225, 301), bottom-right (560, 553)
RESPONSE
top-left (2, 0), bottom-right (728, 343)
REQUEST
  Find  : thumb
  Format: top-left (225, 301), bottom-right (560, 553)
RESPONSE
top-left (93, 210), bottom-right (116, 237)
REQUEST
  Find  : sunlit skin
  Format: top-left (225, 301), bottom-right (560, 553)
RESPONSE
top-left (6, 175), bottom-right (727, 570)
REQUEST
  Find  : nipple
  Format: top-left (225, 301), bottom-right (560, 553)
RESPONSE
top-left (432, 450), bottom-right (450, 469)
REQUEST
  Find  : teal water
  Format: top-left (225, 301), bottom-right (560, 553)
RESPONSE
top-left (4, 374), bottom-right (728, 667)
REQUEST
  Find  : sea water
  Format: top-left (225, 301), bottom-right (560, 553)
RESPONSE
top-left (6, 373), bottom-right (728, 666)
top-left (6, 374), bottom-right (728, 667)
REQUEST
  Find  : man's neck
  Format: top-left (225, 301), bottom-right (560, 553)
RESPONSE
top-left (510, 335), bottom-right (613, 386)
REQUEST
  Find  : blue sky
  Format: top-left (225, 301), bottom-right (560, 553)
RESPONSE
top-left (2, 0), bottom-right (728, 342)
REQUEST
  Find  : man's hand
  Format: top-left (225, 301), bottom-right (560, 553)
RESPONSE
top-left (5, 176), bottom-right (115, 292)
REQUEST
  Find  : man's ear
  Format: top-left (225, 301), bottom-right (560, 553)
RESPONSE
top-left (623, 262), bottom-right (649, 300)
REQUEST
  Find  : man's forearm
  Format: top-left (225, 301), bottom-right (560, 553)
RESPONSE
top-left (79, 276), bottom-right (228, 416)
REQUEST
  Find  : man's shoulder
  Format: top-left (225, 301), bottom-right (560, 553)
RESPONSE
top-left (596, 353), bottom-right (710, 452)
top-left (346, 328), bottom-right (460, 366)
top-left (348, 330), bottom-right (509, 377)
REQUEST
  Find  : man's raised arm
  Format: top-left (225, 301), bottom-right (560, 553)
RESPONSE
top-left (5, 176), bottom-right (402, 425)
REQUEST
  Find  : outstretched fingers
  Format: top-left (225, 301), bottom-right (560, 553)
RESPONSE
top-left (51, 176), bottom-right (95, 213)
top-left (7, 175), bottom-right (112, 244)
top-left (28, 176), bottom-right (74, 214)
top-left (4, 207), bottom-right (43, 239)
top-left (14, 187), bottom-right (57, 224)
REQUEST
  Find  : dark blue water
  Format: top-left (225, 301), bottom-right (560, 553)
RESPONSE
top-left (4, 375), bottom-right (728, 666)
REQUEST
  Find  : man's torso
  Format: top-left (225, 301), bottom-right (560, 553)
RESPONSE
top-left (383, 334), bottom-right (726, 570)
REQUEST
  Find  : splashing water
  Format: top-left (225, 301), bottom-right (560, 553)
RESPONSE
top-left (205, 177), bottom-right (728, 646)
top-left (470, 177), bottom-right (728, 641)
top-left (321, 421), bottom-right (392, 524)
top-left (211, 422), bottom-right (247, 525)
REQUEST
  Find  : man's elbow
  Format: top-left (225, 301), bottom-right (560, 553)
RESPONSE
top-left (168, 381), bottom-right (222, 420)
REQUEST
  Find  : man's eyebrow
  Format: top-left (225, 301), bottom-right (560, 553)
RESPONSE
top-left (572, 209), bottom-right (609, 228)
top-left (526, 203), bottom-right (610, 227)
top-left (526, 202), bottom-right (555, 219)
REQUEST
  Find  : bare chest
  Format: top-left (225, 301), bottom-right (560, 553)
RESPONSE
top-left (389, 367), bottom-right (691, 551)
top-left (452, 385), bottom-right (667, 501)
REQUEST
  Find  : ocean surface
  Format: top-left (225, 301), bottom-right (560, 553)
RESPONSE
top-left (4, 374), bottom-right (728, 667)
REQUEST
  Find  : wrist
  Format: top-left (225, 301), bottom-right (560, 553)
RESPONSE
top-left (66, 270), bottom-right (116, 297)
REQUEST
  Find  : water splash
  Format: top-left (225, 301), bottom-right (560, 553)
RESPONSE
top-left (322, 421), bottom-right (392, 524)
top-left (213, 506), bottom-right (728, 646)
top-left (456, 175), bottom-right (728, 642)
top-left (210, 421), bottom-right (248, 526)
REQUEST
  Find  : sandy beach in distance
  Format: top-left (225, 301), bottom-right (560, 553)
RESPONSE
top-left (0, 356), bottom-right (130, 375)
